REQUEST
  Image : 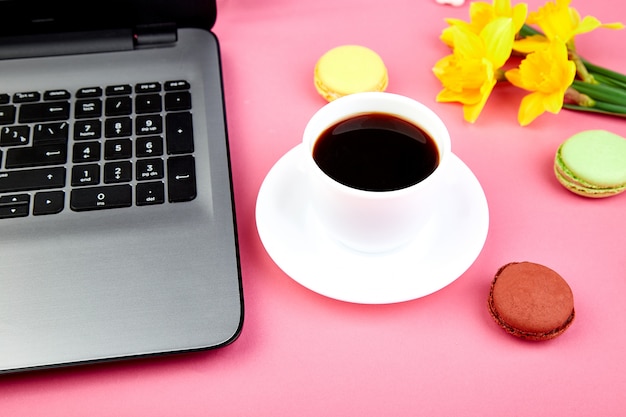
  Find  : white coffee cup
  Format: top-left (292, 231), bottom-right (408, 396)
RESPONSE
top-left (302, 92), bottom-right (452, 253)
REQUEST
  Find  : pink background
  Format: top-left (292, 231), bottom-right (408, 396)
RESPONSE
top-left (3, 0), bottom-right (626, 415)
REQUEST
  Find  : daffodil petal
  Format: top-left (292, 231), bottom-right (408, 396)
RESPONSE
top-left (513, 35), bottom-right (550, 54)
top-left (543, 91), bottom-right (565, 114)
top-left (518, 92), bottom-right (549, 126)
top-left (481, 17), bottom-right (514, 68)
top-left (463, 77), bottom-right (497, 122)
top-left (511, 3), bottom-right (529, 32)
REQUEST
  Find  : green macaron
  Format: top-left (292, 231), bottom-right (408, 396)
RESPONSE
top-left (554, 130), bottom-right (626, 198)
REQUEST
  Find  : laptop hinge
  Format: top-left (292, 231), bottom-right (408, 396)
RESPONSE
top-left (134, 23), bottom-right (178, 48)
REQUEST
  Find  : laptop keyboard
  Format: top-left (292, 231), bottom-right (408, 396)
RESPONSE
top-left (0, 80), bottom-right (197, 218)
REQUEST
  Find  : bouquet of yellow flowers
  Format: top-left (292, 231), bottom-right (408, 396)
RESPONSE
top-left (432, 0), bottom-right (625, 126)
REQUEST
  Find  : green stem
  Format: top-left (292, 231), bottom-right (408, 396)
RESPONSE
top-left (564, 103), bottom-right (626, 117)
top-left (581, 57), bottom-right (626, 86)
top-left (589, 72), bottom-right (626, 89)
top-left (571, 80), bottom-right (626, 105)
top-left (569, 50), bottom-right (597, 83)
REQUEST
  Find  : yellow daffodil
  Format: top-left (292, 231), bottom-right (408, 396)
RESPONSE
top-left (514, 0), bottom-right (624, 53)
top-left (434, 17), bottom-right (515, 123)
top-left (441, 0), bottom-right (527, 47)
top-left (505, 39), bottom-right (576, 126)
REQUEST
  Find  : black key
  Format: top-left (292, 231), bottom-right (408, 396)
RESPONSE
top-left (105, 96), bottom-right (132, 116)
top-left (136, 181), bottom-right (164, 206)
top-left (33, 122), bottom-right (69, 144)
top-left (0, 194), bottom-right (29, 218)
top-left (0, 94), bottom-right (10, 104)
top-left (164, 80), bottom-right (190, 91)
top-left (136, 158), bottom-right (164, 180)
top-left (136, 114), bottom-right (162, 135)
top-left (166, 112), bottom-right (194, 154)
top-left (72, 141), bottom-right (101, 163)
top-left (19, 101), bottom-right (70, 123)
top-left (106, 84), bottom-right (132, 96)
top-left (104, 138), bottom-right (132, 160)
top-left (76, 87), bottom-right (103, 98)
top-left (71, 164), bottom-right (100, 186)
top-left (135, 82), bottom-right (161, 94)
top-left (75, 99), bottom-right (102, 118)
top-left (74, 119), bottom-right (102, 140)
top-left (164, 91), bottom-right (191, 111)
top-left (0, 167), bottom-right (66, 192)
top-left (5, 143), bottom-right (67, 168)
top-left (13, 92), bottom-right (40, 103)
top-left (33, 190), bottom-right (65, 215)
top-left (1, 125), bottom-right (29, 146)
top-left (136, 93), bottom-right (162, 114)
top-left (44, 90), bottom-right (71, 101)
top-left (0, 105), bottom-right (16, 125)
top-left (104, 161), bottom-right (132, 183)
top-left (167, 155), bottom-right (196, 202)
top-left (70, 184), bottom-right (132, 211)
top-left (136, 136), bottom-right (163, 157)
top-left (104, 117), bottom-right (132, 138)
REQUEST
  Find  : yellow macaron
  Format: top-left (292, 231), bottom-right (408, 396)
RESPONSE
top-left (314, 45), bottom-right (388, 101)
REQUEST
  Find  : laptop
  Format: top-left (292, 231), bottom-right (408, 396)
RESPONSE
top-left (0, 0), bottom-right (243, 373)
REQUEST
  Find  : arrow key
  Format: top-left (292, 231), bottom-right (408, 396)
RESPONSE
top-left (0, 193), bottom-right (30, 218)
top-left (34, 190), bottom-right (65, 215)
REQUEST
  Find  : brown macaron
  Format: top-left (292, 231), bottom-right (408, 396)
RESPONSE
top-left (488, 262), bottom-right (575, 341)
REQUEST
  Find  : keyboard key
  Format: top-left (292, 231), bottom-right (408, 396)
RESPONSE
top-left (75, 99), bottom-right (102, 118)
top-left (5, 143), bottom-right (67, 168)
top-left (18, 101), bottom-right (70, 123)
top-left (105, 96), bottom-right (132, 116)
top-left (70, 184), bottom-right (132, 211)
top-left (106, 84), bottom-right (132, 96)
top-left (104, 161), bottom-right (132, 183)
top-left (33, 122), bottom-right (69, 144)
top-left (0, 105), bottom-right (16, 125)
top-left (76, 87), bottom-right (103, 98)
top-left (1, 125), bottom-right (30, 146)
top-left (74, 119), bottom-right (102, 140)
top-left (136, 135), bottom-right (163, 157)
top-left (136, 114), bottom-right (162, 135)
top-left (136, 93), bottom-right (162, 114)
top-left (165, 91), bottom-right (191, 111)
top-left (136, 158), bottom-right (164, 180)
top-left (164, 80), bottom-right (190, 91)
top-left (71, 164), bottom-right (100, 186)
top-left (167, 155), bottom-right (196, 202)
top-left (33, 190), bottom-right (65, 215)
top-left (0, 166), bottom-right (66, 192)
top-left (72, 141), bottom-right (101, 163)
top-left (136, 181), bottom-right (165, 206)
top-left (13, 92), bottom-right (40, 103)
top-left (135, 82), bottom-right (161, 94)
top-left (0, 194), bottom-right (30, 218)
top-left (44, 90), bottom-right (71, 101)
top-left (104, 117), bottom-right (132, 138)
top-left (166, 112), bottom-right (194, 154)
top-left (104, 139), bottom-right (132, 160)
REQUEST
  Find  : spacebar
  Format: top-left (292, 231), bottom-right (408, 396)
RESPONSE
top-left (70, 185), bottom-right (132, 211)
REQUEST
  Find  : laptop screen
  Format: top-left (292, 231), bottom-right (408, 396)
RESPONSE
top-left (0, 0), bottom-right (217, 36)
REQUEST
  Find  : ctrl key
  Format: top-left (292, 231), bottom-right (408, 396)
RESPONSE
top-left (0, 194), bottom-right (30, 218)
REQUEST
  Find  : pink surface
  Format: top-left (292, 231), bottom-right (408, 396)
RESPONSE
top-left (3, 0), bottom-right (626, 415)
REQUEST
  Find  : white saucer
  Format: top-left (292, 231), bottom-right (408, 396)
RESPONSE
top-left (255, 144), bottom-right (489, 304)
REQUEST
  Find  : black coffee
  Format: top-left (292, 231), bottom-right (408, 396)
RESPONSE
top-left (312, 113), bottom-right (439, 191)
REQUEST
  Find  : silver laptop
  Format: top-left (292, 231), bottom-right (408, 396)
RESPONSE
top-left (0, 0), bottom-right (243, 373)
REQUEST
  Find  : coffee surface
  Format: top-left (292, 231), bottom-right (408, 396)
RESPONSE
top-left (312, 113), bottom-right (439, 191)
